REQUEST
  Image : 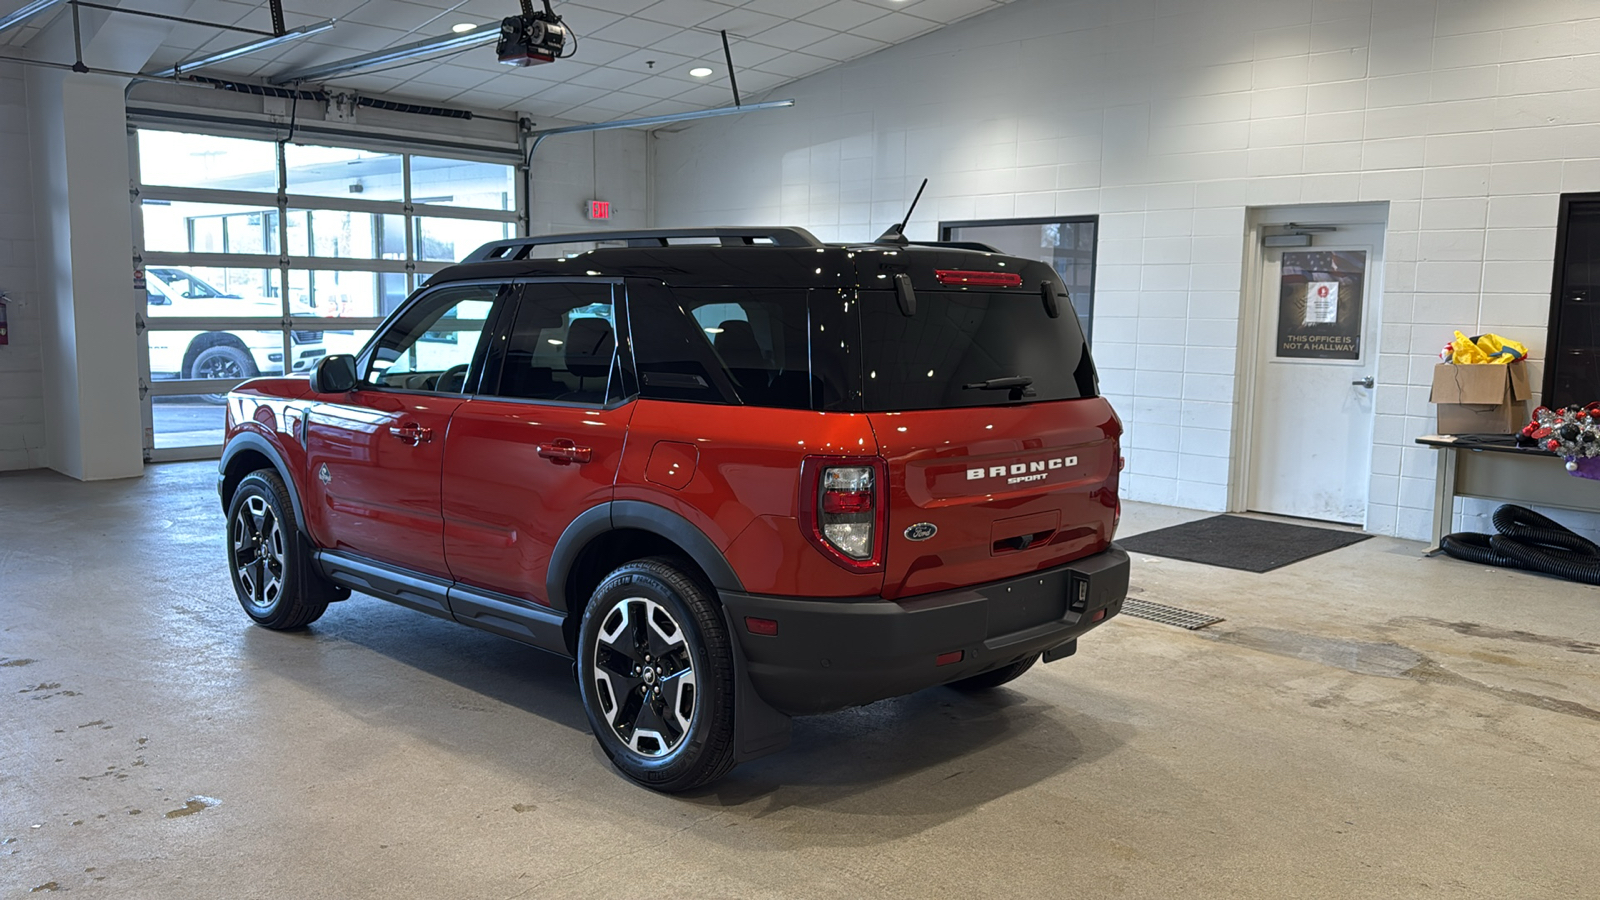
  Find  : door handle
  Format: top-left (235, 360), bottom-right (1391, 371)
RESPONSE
top-left (389, 423), bottom-right (433, 446)
top-left (537, 439), bottom-right (593, 465)
top-left (1352, 376), bottom-right (1374, 389)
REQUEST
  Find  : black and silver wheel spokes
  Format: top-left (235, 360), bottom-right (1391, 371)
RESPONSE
top-left (231, 495), bottom-right (285, 610)
top-left (199, 355), bottom-right (244, 380)
top-left (591, 597), bottom-right (698, 758)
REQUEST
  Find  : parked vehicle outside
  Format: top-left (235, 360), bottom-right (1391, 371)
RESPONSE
top-left (146, 267), bottom-right (326, 400)
top-left (216, 227), bottom-right (1129, 791)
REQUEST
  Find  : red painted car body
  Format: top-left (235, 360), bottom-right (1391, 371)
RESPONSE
top-left (219, 227), bottom-right (1130, 757)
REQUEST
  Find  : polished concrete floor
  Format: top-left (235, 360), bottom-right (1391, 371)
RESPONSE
top-left (3, 462), bottom-right (1599, 898)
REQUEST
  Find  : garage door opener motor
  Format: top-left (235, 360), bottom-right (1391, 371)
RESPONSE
top-left (498, 0), bottom-right (568, 66)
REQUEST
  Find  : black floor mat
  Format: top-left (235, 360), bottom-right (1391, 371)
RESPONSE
top-left (1119, 514), bottom-right (1372, 573)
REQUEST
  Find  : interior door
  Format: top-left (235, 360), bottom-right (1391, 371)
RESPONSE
top-left (302, 282), bottom-right (508, 578)
top-left (442, 282), bottom-right (631, 609)
top-left (1248, 223), bottom-right (1386, 524)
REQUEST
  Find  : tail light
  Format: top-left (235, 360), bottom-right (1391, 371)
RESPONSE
top-left (800, 456), bottom-right (888, 573)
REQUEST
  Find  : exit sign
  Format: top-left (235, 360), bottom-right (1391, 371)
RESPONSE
top-left (586, 200), bottom-right (611, 220)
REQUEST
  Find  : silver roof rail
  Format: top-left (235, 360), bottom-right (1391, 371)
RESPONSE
top-left (463, 227), bottom-right (824, 262)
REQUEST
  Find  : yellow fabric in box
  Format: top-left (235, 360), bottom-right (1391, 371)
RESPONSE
top-left (1450, 331), bottom-right (1528, 365)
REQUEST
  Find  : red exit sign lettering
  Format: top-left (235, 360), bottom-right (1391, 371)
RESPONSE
top-left (586, 200), bottom-right (611, 220)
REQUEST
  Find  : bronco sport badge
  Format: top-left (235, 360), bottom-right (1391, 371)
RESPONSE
top-left (967, 455), bottom-right (1079, 486)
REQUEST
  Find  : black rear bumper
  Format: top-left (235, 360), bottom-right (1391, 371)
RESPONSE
top-left (719, 544), bottom-right (1130, 716)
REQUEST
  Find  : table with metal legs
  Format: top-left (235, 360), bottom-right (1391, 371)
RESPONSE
top-left (1417, 434), bottom-right (1593, 554)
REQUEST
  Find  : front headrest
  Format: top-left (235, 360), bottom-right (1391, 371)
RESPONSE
top-left (565, 317), bottom-right (615, 379)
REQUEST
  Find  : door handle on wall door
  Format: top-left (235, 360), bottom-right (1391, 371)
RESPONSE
top-left (1352, 376), bottom-right (1374, 389)
top-left (537, 440), bottom-right (593, 465)
top-left (389, 423), bottom-right (433, 445)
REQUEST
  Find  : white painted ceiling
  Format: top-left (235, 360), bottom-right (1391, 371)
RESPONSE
top-left (3, 0), bottom-right (1010, 122)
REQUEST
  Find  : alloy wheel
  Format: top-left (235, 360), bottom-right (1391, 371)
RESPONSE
top-left (590, 597), bottom-right (698, 758)
top-left (232, 495), bottom-right (284, 610)
top-left (197, 355), bottom-right (245, 379)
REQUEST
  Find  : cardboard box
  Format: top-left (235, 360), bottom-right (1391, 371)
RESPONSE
top-left (1429, 362), bottom-right (1530, 434)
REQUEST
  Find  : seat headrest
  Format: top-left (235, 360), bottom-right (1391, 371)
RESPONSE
top-left (713, 320), bottom-right (765, 370)
top-left (565, 317), bottom-right (615, 379)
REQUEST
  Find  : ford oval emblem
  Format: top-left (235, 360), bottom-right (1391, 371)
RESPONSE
top-left (904, 522), bottom-right (937, 542)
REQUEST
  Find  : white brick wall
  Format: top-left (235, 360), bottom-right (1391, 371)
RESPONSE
top-left (0, 61), bottom-right (44, 471)
top-left (529, 128), bottom-right (649, 235)
top-left (652, 0), bottom-right (1600, 541)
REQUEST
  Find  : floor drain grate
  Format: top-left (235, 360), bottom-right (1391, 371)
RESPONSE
top-left (1121, 598), bottom-right (1224, 630)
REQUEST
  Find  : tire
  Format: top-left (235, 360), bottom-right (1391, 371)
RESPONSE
top-left (225, 470), bottom-right (332, 630)
top-left (576, 558), bottom-right (738, 792)
top-left (189, 344), bottom-right (257, 404)
top-left (946, 654), bottom-right (1039, 692)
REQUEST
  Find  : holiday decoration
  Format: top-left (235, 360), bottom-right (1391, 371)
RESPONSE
top-left (1520, 403), bottom-right (1600, 479)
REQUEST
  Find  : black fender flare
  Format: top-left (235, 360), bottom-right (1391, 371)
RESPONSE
top-left (546, 500), bottom-right (745, 614)
top-left (218, 432), bottom-right (308, 534)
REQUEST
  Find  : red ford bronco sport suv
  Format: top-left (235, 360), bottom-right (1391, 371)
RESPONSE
top-left (218, 226), bottom-right (1129, 791)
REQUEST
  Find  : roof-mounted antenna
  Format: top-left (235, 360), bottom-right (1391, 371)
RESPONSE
top-left (876, 178), bottom-right (928, 245)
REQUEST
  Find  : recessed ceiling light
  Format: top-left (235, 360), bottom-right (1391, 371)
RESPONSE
top-left (451, 23), bottom-right (476, 33)
top-left (689, 66), bottom-right (713, 77)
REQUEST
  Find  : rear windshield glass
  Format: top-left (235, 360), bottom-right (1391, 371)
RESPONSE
top-left (857, 289), bottom-right (1097, 411)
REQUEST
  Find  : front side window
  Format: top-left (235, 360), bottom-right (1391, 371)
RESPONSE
top-left (365, 283), bottom-right (505, 393)
top-left (484, 283), bottom-right (618, 404)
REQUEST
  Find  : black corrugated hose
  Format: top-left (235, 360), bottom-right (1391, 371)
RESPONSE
top-left (1440, 504), bottom-right (1600, 585)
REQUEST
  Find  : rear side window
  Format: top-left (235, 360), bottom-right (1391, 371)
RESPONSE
top-left (684, 290), bottom-right (812, 410)
top-left (857, 290), bottom-right (1097, 411)
top-left (483, 283), bottom-right (618, 404)
top-left (626, 282), bottom-right (824, 410)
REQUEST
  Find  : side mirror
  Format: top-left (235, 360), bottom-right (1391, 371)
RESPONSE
top-left (309, 354), bottom-right (358, 394)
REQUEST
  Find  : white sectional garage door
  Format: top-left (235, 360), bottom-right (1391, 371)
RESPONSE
top-left (130, 128), bottom-right (524, 460)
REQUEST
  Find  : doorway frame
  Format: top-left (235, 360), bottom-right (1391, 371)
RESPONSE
top-left (1228, 202), bottom-right (1391, 519)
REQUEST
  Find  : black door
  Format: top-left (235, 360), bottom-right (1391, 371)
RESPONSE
top-left (1545, 194), bottom-right (1600, 409)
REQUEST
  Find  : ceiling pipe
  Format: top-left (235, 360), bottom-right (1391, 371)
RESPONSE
top-left (0, 0), bottom-right (66, 35)
top-left (269, 22), bottom-right (500, 84)
top-left (144, 18), bottom-right (335, 78)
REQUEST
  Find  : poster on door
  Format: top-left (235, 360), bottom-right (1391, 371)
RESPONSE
top-left (1276, 250), bottom-right (1366, 360)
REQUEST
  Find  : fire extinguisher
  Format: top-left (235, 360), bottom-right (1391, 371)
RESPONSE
top-left (0, 292), bottom-right (9, 346)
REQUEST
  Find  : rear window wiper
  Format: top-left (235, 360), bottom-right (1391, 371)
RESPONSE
top-left (962, 375), bottom-right (1033, 391)
top-left (962, 375), bottom-right (1036, 400)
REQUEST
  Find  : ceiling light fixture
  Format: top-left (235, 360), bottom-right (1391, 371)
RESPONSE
top-left (451, 22), bottom-right (477, 33)
top-left (689, 66), bottom-right (713, 77)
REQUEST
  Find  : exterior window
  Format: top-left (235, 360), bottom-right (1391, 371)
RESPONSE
top-left (366, 285), bottom-right (504, 393)
top-left (132, 127), bottom-right (523, 455)
top-left (857, 290), bottom-right (1097, 411)
top-left (485, 284), bottom-right (618, 404)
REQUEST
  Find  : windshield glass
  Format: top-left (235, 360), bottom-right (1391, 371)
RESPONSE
top-left (856, 289), bottom-right (1097, 411)
top-left (150, 268), bottom-right (228, 299)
